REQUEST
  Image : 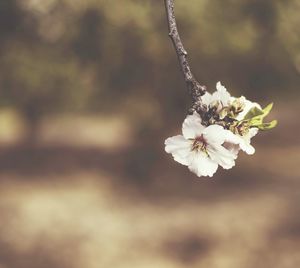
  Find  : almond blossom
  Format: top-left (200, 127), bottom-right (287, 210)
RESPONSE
top-left (165, 113), bottom-right (240, 177)
top-left (201, 82), bottom-right (261, 155)
top-left (164, 82), bottom-right (277, 178)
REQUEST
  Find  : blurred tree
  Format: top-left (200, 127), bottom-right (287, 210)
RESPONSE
top-left (72, 8), bottom-right (104, 63)
top-left (0, 44), bottom-right (84, 144)
top-left (0, 0), bottom-right (87, 144)
top-left (0, 0), bottom-right (299, 145)
top-left (0, 0), bottom-right (23, 41)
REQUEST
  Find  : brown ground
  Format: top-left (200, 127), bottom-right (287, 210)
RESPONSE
top-left (0, 103), bottom-right (299, 268)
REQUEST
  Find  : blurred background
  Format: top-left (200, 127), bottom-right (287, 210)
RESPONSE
top-left (0, 0), bottom-right (299, 267)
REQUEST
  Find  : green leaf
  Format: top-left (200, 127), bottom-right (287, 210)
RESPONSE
top-left (244, 106), bottom-right (264, 120)
top-left (261, 102), bottom-right (273, 119)
top-left (256, 120), bottom-right (278, 130)
top-left (242, 102), bottom-right (277, 131)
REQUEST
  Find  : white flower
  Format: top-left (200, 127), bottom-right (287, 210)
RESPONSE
top-left (224, 127), bottom-right (258, 155)
top-left (202, 82), bottom-right (261, 113)
top-left (201, 81), bottom-right (231, 109)
top-left (201, 81), bottom-right (261, 155)
top-left (165, 113), bottom-right (240, 177)
top-left (234, 96), bottom-right (261, 121)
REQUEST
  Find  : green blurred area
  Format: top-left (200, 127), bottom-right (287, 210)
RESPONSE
top-left (0, 0), bottom-right (299, 131)
top-left (0, 1), bottom-right (300, 268)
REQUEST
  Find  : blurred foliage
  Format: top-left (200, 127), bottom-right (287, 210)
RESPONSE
top-left (0, 0), bottom-right (299, 137)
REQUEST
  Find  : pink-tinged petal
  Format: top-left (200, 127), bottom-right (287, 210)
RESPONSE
top-left (207, 144), bottom-right (237, 170)
top-left (188, 152), bottom-right (218, 177)
top-left (165, 135), bottom-right (192, 166)
top-left (182, 112), bottom-right (205, 139)
top-left (223, 142), bottom-right (240, 156)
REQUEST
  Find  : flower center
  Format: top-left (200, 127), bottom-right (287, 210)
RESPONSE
top-left (191, 135), bottom-right (208, 153)
top-left (229, 121), bottom-right (250, 136)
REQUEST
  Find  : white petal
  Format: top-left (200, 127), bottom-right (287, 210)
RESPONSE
top-left (224, 129), bottom-right (244, 145)
top-left (202, 125), bottom-right (240, 145)
top-left (225, 129), bottom-right (256, 155)
top-left (248, 127), bottom-right (259, 139)
top-left (188, 152), bottom-right (218, 177)
top-left (232, 135), bottom-right (254, 155)
top-left (165, 135), bottom-right (192, 166)
top-left (238, 127), bottom-right (258, 155)
top-left (233, 127), bottom-right (257, 155)
top-left (211, 81), bottom-right (231, 106)
top-left (207, 144), bottom-right (237, 170)
top-left (203, 124), bottom-right (256, 155)
top-left (202, 125), bottom-right (226, 144)
top-left (182, 112), bottom-right (205, 139)
top-left (201, 92), bottom-right (213, 106)
top-left (239, 139), bottom-right (255, 155)
top-left (236, 97), bottom-right (262, 121)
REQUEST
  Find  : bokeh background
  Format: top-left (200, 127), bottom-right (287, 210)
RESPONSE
top-left (0, 0), bottom-right (299, 267)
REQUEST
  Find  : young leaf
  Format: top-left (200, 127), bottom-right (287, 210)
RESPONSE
top-left (243, 103), bottom-right (277, 130)
top-left (243, 106), bottom-right (264, 120)
top-left (256, 120), bottom-right (278, 130)
top-left (261, 103), bottom-right (274, 119)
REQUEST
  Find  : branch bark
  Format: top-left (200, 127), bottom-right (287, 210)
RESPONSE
top-left (164, 0), bottom-right (206, 113)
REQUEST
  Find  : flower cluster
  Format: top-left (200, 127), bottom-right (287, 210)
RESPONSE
top-left (165, 82), bottom-right (277, 178)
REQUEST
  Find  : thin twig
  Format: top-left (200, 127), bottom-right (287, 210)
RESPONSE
top-left (164, 0), bottom-right (206, 113)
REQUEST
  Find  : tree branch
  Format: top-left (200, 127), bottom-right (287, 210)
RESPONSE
top-left (164, 0), bottom-right (206, 113)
